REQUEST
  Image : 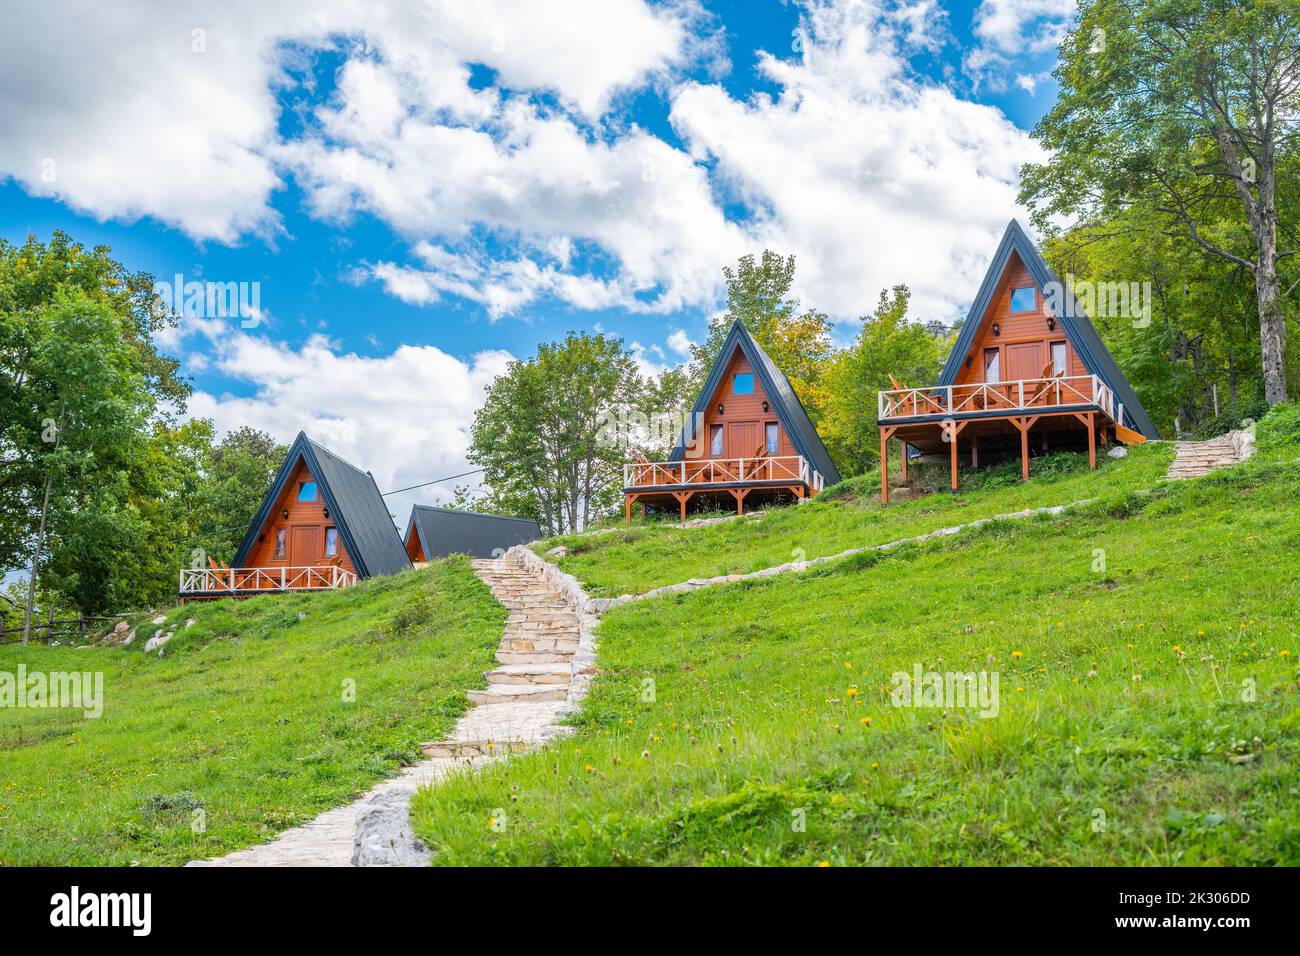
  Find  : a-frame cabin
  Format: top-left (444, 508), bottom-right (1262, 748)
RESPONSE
top-left (404, 505), bottom-right (542, 565)
top-left (877, 220), bottom-right (1159, 502)
top-left (179, 432), bottom-right (411, 600)
top-left (623, 319), bottom-right (841, 522)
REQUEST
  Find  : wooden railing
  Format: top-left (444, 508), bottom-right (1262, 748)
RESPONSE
top-left (878, 374), bottom-right (1117, 423)
top-left (179, 565), bottom-right (358, 596)
top-left (623, 455), bottom-right (823, 492)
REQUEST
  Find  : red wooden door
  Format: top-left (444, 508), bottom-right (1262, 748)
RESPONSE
top-left (1006, 342), bottom-right (1044, 383)
top-left (727, 421), bottom-right (760, 458)
top-left (290, 525), bottom-right (322, 566)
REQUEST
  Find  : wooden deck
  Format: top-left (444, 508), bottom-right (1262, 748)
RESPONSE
top-left (877, 374), bottom-right (1145, 503)
top-left (622, 454), bottom-right (824, 522)
top-left (178, 565), bottom-right (358, 602)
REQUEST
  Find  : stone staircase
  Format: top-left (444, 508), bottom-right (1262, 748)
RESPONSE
top-left (1166, 428), bottom-right (1255, 480)
top-left (196, 550), bottom-right (586, 867)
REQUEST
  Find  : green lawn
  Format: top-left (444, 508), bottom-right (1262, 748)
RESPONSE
top-left (0, 556), bottom-right (502, 866)
top-left (410, 412), bottom-right (1300, 865)
top-left (538, 442), bottom-right (1175, 597)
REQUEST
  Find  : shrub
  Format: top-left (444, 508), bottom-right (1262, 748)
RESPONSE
top-left (1256, 402), bottom-right (1300, 452)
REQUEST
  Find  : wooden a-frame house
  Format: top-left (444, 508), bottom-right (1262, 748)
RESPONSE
top-left (623, 319), bottom-right (841, 522)
top-left (876, 220), bottom-right (1158, 503)
top-left (179, 432), bottom-right (410, 600)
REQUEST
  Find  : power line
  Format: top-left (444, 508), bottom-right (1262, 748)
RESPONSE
top-left (381, 467), bottom-right (485, 497)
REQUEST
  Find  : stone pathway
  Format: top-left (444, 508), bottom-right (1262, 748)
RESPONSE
top-left (1166, 428), bottom-right (1255, 480)
top-left (194, 549), bottom-right (593, 867)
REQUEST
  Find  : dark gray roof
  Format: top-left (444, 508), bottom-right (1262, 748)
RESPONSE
top-left (938, 220), bottom-right (1159, 439)
top-left (668, 319), bottom-right (841, 486)
top-left (233, 432), bottom-right (412, 578)
top-left (405, 505), bottom-right (542, 560)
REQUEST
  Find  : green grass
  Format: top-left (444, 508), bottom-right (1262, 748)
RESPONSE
top-left (410, 414), bottom-right (1300, 865)
top-left (0, 556), bottom-right (503, 866)
top-left (538, 442), bottom-right (1174, 597)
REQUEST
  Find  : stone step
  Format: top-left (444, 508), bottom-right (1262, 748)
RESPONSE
top-left (496, 650), bottom-right (573, 665)
top-left (468, 684), bottom-right (569, 705)
top-left (500, 638), bottom-right (579, 653)
top-left (420, 739), bottom-right (530, 758)
top-left (486, 662), bottom-right (572, 684)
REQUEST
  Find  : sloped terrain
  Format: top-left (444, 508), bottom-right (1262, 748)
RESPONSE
top-left (537, 443), bottom-right (1174, 598)
top-left (0, 557), bottom-right (503, 866)
top-left (410, 408), bottom-right (1300, 865)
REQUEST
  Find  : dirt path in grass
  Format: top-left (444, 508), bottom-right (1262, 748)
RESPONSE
top-left (191, 551), bottom-right (596, 867)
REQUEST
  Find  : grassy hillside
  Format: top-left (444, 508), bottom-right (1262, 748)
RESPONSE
top-left (0, 557), bottom-right (502, 866)
top-left (538, 442), bottom-right (1174, 597)
top-left (411, 409), bottom-right (1300, 865)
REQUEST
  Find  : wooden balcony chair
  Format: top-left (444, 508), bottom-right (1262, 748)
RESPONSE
top-left (1022, 361), bottom-right (1061, 406)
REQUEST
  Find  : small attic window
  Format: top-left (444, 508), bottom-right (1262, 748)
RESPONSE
top-left (298, 481), bottom-right (318, 502)
top-left (733, 373), bottom-right (755, 395)
top-left (1010, 287), bottom-right (1036, 313)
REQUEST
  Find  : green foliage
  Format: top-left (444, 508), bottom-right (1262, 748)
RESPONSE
top-left (470, 331), bottom-right (641, 535)
top-left (1256, 401), bottom-right (1300, 451)
top-left (819, 285), bottom-right (948, 474)
top-left (687, 250), bottom-right (836, 421)
top-left (1021, 0), bottom-right (1300, 406)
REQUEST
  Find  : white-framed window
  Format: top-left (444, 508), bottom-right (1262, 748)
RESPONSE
top-left (984, 347), bottom-right (1001, 383)
top-left (1051, 341), bottom-right (1067, 377)
top-left (273, 528), bottom-right (287, 559)
top-left (765, 422), bottom-right (779, 455)
top-left (324, 527), bottom-right (338, 557)
top-left (1010, 287), bottom-right (1036, 312)
top-left (710, 423), bottom-right (724, 457)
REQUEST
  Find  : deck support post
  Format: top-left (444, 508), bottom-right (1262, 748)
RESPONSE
top-left (900, 441), bottom-right (908, 483)
top-left (950, 429), bottom-right (958, 490)
top-left (879, 426), bottom-right (897, 504)
top-left (1073, 411), bottom-right (1098, 469)
top-left (971, 434), bottom-right (978, 468)
top-left (945, 420), bottom-right (969, 492)
top-left (1011, 416), bottom-right (1040, 481)
top-left (625, 493), bottom-right (636, 525)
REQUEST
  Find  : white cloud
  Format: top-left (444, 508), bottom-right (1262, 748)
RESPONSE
top-left (185, 329), bottom-right (514, 524)
top-left (2, 0), bottom-right (1050, 330)
top-left (966, 0), bottom-right (1073, 90)
top-left (667, 329), bottom-right (695, 356)
top-left (0, 0), bottom-right (704, 242)
top-left (669, 0), bottom-right (1045, 324)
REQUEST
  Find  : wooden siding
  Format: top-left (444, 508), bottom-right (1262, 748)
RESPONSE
top-left (244, 460), bottom-right (356, 574)
top-left (685, 350), bottom-right (795, 460)
top-left (954, 253), bottom-right (1088, 387)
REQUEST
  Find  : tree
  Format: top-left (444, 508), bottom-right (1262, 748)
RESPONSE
top-left (688, 251), bottom-right (836, 420)
top-left (1, 232), bottom-right (194, 621)
top-left (470, 332), bottom-right (640, 535)
top-left (186, 427), bottom-right (287, 565)
top-left (819, 286), bottom-right (947, 476)
top-left (1020, 0), bottom-right (1300, 405)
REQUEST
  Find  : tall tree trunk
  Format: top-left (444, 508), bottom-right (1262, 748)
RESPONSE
top-left (1256, 245), bottom-right (1288, 405)
top-left (22, 471), bottom-right (54, 645)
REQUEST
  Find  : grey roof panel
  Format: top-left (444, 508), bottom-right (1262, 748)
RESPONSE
top-left (405, 505), bottom-right (542, 560)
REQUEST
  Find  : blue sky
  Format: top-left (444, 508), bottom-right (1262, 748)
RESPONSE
top-left (0, 0), bottom-right (1074, 514)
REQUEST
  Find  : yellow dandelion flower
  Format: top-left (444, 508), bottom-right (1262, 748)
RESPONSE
top-left (846, 686), bottom-right (859, 697)
top-left (1011, 650), bottom-right (1023, 659)
top-left (583, 764), bottom-right (595, 773)
top-left (860, 717), bottom-right (872, 726)
top-left (817, 860), bottom-right (831, 868)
